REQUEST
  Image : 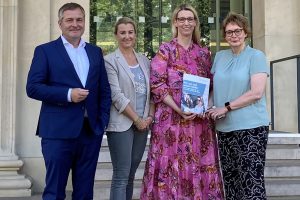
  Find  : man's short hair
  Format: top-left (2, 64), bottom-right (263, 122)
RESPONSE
top-left (58, 2), bottom-right (85, 21)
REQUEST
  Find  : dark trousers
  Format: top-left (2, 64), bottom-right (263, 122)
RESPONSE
top-left (218, 126), bottom-right (269, 200)
top-left (41, 118), bottom-right (102, 200)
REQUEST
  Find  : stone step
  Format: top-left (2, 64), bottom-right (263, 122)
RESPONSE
top-left (93, 180), bottom-right (142, 200)
top-left (100, 134), bottom-right (300, 160)
top-left (267, 196), bottom-right (300, 200)
top-left (100, 133), bottom-right (300, 146)
top-left (94, 179), bottom-right (300, 200)
top-left (96, 161), bottom-right (300, 179)
top-left (268, 133), bottom-right (300, 145)
top-left (96, 162), bottom-right (300, 181)
top-left (265, 160), bottom-right (300, 178)
top-left (266, 160), bottom-right (300, 167)
top-left (266, 178), bottom-right (300, 196)
top-left (266, 134), bottom-right (300, 160)
top-left (266, 148), bottom-right (300, 160)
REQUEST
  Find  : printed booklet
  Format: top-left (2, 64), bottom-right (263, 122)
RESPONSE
top-left (181, 73), bottom-right (210, 114)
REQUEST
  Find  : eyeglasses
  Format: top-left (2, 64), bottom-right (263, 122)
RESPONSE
top-left (225, 29), bottom-right (243, 37)
top-left (176, 17), bottom-right (195, 23)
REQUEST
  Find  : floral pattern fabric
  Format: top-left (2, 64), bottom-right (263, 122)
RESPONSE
top-left (140, 38), bottom-right (224, 200)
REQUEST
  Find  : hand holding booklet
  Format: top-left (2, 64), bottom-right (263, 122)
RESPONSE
top-left (181, 74), bottom-right (210, 114)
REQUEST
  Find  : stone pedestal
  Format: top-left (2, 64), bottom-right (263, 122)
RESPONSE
top-left (0, 0), bottom-right (32, 196)
top-left (0, 159), bottom-right (31, 197)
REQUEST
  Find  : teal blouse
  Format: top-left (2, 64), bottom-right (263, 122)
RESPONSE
top-left (211, 45), bottom-right (270, 132)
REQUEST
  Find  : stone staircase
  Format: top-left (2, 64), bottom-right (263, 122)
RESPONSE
top-left (94, 135), bottom-right (148, 200)
top-left (265, 133), bottom-right (300, 200)
top-left (94, 133), bottom-right (300, 200)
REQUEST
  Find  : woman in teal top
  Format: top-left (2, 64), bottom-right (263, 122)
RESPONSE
top-left (207, 12), bottom-right (269, 200)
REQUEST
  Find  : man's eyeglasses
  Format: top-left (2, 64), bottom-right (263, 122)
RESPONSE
top-left (176, 17), bottom-right (195, 23)
top-left (225, 29), bottom-right (243, 37)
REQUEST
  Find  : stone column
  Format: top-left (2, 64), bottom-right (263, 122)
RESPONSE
top-left (252, 0), bottom-right (300, 132)
top-left (0, 0), bottom-right (31, 197)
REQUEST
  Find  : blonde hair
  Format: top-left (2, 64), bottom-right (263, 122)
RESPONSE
top-left (171, 4), bottom-right (201, 45)
top-left (114, 17), bottom-right (137, 35)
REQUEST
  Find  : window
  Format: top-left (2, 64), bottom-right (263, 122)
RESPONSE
top-left (90, 0), bottom-right (251, 57)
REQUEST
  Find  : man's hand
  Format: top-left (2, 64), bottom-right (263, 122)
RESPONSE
top-left (71, 88), bottom-right (89, 103)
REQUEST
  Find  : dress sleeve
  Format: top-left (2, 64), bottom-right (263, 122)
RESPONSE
top-left (150, 43), bottom-right (170, 103)
top-left (203, 48), bottom-right (214, 92)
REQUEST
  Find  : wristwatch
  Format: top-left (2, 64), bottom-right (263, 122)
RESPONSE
top-left (225, 102), bottom-right (232, 111)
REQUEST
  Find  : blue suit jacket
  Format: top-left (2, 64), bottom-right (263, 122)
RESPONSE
top-left (26, 37), bottom-right (111, 139)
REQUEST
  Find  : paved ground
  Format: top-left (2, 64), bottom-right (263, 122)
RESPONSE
top-left (0, 192), bottom-right (71, 200)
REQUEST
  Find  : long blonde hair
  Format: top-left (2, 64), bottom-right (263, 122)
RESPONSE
top-left (171, 4), bottom-right (201, 45)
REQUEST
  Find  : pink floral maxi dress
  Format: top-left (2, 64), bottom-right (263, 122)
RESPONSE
top-left (140, 39), bottom-right (224, 200)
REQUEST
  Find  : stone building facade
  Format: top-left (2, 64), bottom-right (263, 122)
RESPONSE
top-left (0, 0), bottom-right (300, 196)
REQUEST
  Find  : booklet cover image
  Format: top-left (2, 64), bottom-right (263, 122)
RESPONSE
top-left (181, 74), bottom-right (210, 114)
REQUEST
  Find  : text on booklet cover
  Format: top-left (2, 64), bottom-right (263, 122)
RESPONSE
top-left (181, 74), bottom-right (210, 114)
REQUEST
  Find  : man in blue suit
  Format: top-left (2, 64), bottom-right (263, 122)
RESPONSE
top-left (26, 3), bottom-right (111, 200)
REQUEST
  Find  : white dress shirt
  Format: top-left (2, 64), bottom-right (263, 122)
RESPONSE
top-left (61, 35), bottom-right (90, 102)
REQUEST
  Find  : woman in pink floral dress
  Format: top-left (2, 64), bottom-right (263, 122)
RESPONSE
top-left (140, 4), bottom-right (224, 200)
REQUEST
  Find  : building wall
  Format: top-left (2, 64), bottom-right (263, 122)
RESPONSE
top-left (253, 0), bottom-right (300, 132)
top-left (2, 0), bottom-right (299, 194)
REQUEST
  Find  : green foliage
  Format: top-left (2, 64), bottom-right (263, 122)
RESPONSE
top-left (90, 0), bottom-right (211, 57)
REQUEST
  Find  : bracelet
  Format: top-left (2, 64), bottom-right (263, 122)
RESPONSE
top-left (148, 115), bottom-right (155, 124)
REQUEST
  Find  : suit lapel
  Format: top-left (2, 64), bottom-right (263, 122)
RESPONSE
top-left (115, 48), bottom-right (135, 83)
top-left (54, 38), bottom-right (83, 86)
top-left (84, 44), bottom-right (94, 88)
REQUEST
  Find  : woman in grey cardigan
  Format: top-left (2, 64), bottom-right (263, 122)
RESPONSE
top-left (104, 17), bottom-right (155, 200)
